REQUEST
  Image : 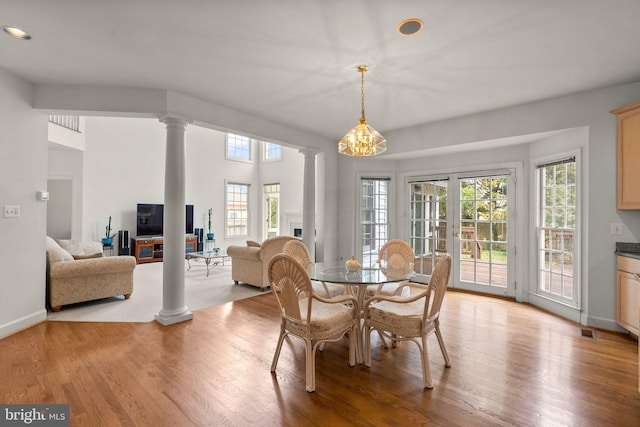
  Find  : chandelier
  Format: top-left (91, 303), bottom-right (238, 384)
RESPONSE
top-left (338, 65), bottom-right (387, 157)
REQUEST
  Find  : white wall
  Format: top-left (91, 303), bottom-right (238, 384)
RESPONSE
top-left (48, 146), bottom-right (83, 239)
top-left (46, 179), bottom-right (73, 239)
top-left (0, 69), bottom-right (48, 338)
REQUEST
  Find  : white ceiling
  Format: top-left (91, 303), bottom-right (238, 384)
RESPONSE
top-left (2, 0), bottom-right (640, 143)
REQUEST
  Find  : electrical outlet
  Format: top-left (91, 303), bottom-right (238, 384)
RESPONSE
top-left (3, 205), bottom-right (20, 218)
top-left (611, 223), bottom-right (623, 235)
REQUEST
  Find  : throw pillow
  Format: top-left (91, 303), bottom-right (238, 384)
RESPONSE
top-left (46, 237), bottom-right (74, 263)
top-left (56, 239), bottom-right (86, 256)
top-left (246, 240), bottom-right (261, 247)
top-left (72, 253), bottom-right (104, 260)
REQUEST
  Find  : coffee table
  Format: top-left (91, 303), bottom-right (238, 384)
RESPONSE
top-left (185, 249), bottom-right (229, 276)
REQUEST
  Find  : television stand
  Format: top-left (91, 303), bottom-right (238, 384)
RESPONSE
top-left (132, 235), bottom-right (197, 264)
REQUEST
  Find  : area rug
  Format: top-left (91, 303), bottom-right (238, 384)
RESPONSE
top-left (46, 260), bottom-right (263, 322)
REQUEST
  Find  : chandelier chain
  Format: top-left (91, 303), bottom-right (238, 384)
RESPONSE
top-left (360, 67), bottom-right (366, 123)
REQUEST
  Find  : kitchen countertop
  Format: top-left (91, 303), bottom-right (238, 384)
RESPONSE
top-left (615, 242), bottom-right (640, 260)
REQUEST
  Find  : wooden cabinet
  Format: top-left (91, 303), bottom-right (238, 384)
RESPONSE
top-left (132, 236), bottom-right (197, 264)
top-left (617, 255), bottom-right (640, 335)
top-left (611, 102), bottom-right (640, 209)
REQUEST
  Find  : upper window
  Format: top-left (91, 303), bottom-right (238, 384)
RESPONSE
top-left (263, 142), bottom-right (282, 162)
top-left (226, 133), bottom-right (252, 162)
top-left (226, 182), bottom-right (250, 237)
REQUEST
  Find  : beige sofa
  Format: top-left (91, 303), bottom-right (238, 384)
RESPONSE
top-left (46, 236), bottom-right (136, 311)
top-left (227, 236), bottom-right (298, 290)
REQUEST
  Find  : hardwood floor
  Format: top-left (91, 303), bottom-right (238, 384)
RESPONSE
top-left (1, 291), bottom-right (639, 426)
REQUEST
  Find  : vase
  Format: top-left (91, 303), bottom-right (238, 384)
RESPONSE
top-left (345, 256), bottom-right (361, 272)
top-left (207, 233), bottom-right (214, 240)
top-left (102, 237), bottom-right (113, 246)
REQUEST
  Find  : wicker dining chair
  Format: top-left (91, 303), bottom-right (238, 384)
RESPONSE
top-left (268, 253), bottom-right (359, 392)
top-left (282, 239), bottom-right (344, 298)
top-left (363, 254), bottom-right (452, 389)
top-left (372, 239), bottom-right (416, 297)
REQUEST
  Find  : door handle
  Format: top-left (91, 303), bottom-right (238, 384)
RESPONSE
top-left (454, 233), bottom-right (460, 237)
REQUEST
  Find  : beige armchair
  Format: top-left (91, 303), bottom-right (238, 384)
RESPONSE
top-left (46, 236), bottom-right (136, 311)
top-left (226, 235), bottom-right (298, 290)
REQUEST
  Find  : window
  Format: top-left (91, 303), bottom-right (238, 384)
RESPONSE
top-left (360, 178), bottom-right (390, 268)
top-left (536, 157), bottom-right (578, 304)
top-left (226, 182), bottom-right (249, 237)
top-left (263, 142), bottom-right (282, 161)
top-left (226, 133), bottom-right (252, 162)
top-left (264, 183), bottom-right (280, 239)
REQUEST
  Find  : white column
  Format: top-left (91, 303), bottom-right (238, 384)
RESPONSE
top-left (299, 148), bottom-right (318, 261)
top-left (155, 115), bottom-right (193, 326)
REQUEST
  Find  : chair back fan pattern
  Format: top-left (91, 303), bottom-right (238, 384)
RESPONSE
top-left (377, 239), bottom-right (415, 266)
top-left (282, 240), bottom-right (313, 269)
top-left (269, 254), bottom-right (311, 322)
top-left (374, 239), bottom-right (415, 293)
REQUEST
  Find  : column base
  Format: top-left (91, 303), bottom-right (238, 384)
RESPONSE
top-left (154, 308), bottom-right (193, 326)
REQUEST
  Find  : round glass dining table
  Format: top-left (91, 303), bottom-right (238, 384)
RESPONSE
top-left (307, 263), bottom-right (415, 301)
top-left (306, 263), bottom-right (416, 363)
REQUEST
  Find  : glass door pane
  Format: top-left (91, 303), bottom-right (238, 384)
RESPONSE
top-left (409, 180), bottom-right (448, 276)
top-left (456, 175), bottom-right (512, 295)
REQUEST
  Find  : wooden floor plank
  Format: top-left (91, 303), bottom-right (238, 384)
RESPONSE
top-left (1, 291), bottom-right (639, 426)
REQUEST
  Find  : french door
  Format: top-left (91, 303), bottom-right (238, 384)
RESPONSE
top-left (409, 171), bottom-right (516, 297)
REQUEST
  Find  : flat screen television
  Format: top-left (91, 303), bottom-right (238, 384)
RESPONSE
top-left (137, 203), bottom-right (194, 237)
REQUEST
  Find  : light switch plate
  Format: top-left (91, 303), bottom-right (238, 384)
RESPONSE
top-left (3, 205), bottom-right (20, 218)
top-left (611, 223), bottom-right (623, 235)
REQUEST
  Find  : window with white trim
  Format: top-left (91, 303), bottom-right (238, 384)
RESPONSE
top-left (226, 182), bottom-right (250, 237)
top-left (360, 177), bottom-right (390, 268)
top-left (263, 141), bottom-right (282, 161)
top-left (226, 133), bottom-right (252, 162)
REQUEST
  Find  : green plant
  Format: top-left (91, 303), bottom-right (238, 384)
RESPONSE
top-left (105, 216), bottom-right (116, 239)
top-left (207, 208), bottom-right (213, 233)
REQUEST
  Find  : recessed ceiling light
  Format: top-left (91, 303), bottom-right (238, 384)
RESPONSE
top-left (397, 18), bottom-right (423, 36)
top-left (3, 26), bottom-right (32, 40)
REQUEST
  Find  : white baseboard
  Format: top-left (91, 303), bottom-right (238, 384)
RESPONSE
top-left (587, 314), bottom-right (627, 333)
top-left (527, 292), bottom-right (625, 332)
top-left (527, 293), bottom-right (582, 323)
top-left (0, 309), bottom-right (47, 339)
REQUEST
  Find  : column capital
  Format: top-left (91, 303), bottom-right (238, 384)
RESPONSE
top-left (159, 114), bottom-right (192, 128)
top-left (298, 147), bottom-right (320, 158)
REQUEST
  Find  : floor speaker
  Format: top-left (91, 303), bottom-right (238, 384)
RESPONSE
top-left (195, 228), bottom-right (204, 251)
top-left (118, 230), bottom-right (130, 255)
